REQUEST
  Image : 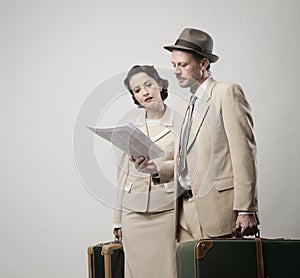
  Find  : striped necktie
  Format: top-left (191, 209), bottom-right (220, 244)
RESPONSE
top-left (178, 94), bottom-right (197, 178)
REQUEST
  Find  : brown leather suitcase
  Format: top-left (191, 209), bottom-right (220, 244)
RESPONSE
top-left (87, 241), bottom-right (124, 278)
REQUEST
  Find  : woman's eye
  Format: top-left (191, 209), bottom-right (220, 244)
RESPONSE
top-left (134, 89), bottom-right (140, 93)
top-left (145, 83), bottom-right (152, 87)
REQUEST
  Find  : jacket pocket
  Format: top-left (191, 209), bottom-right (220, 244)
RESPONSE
top-left (164, 181), bottom-right (175, 193)
top-left (124, 182), bottom-right (132, 193)
top-left (214, 176), bottom-right (234, 192)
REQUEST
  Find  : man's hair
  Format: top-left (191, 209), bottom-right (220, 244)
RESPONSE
top-left (124, 65), bottom-right (169, 106)
top-left (190, 51), bottom-right (211, 71)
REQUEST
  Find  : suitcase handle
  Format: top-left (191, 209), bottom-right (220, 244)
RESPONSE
top-left (232, 227), bottom-right (243, 238)
top-left (232, 226), bottom-right (260, 238)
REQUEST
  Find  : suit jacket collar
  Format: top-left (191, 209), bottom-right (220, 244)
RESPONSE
top-left (134, 105), bottom-right (174, 143)
top-left (187, 78), bottom-right (217, 151)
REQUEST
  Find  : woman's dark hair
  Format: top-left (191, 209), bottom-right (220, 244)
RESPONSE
top-left (124, 65), bottom-right (169, 106)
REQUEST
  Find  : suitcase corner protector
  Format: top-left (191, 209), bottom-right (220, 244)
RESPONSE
top-left (87, 246), bottom-right (94, 255)
top-left (195, 239), bottom-right (213, 259)
top-left (101, 242), bottom-right (122, 255)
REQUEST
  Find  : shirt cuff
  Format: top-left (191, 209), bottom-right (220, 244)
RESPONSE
top-left (113, 223), bottom-right (122, 229)
top-left (151, 172), bottom-right (160, 183)
top-left (238, 211), bottom-right (255, 215)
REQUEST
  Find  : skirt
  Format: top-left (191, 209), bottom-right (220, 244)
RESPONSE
top-left (121, 209), bottom-right (177, 278)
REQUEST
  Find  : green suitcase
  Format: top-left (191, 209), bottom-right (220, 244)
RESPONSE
top-left (88, 241), bottom-right (124, 278)
top-left (176, 237), bottom-right (300, 278)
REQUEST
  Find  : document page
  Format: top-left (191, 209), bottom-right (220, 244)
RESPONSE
top-left (87, 123), bottom-right (165, 160)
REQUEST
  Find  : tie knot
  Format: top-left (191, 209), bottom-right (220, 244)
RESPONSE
top-left (189, 94), bottom-right (197, 106)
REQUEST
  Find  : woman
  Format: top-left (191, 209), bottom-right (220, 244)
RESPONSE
top-left (113, 65), bottom-right (179, 278)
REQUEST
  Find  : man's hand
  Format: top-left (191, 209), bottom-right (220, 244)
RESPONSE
top-left (113, 228), bottom-right (122, 240)
top-left (130, 156), bottom-right (158, 175)
top-left (236, 214), bottom-right (258, 236)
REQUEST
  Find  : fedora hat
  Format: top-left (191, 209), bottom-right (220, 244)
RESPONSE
top-left (164, 28), bottom-right (219, 63)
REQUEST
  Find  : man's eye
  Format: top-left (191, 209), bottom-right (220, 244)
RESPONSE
top-left (134, 89), bottom-right (140, 93)
top-left (145, 83), bottom-right (152, 87)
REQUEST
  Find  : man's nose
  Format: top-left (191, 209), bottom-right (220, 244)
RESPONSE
top-left (174, 65), bottom-right (181, 75)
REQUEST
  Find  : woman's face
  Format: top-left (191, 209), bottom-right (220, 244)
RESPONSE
top-left (129, 72), bottom-right (163, 108)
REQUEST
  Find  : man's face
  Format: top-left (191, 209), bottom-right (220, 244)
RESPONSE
top-left (171, 50), bottom-right (202, 89)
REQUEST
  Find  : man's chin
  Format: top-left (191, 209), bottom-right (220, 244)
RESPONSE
top-left (178, 82), bottom-right (189, 88)
top-left (176, 79), bottom-right (185, 86)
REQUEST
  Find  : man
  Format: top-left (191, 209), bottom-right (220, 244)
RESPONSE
top-left (163, 28), bottom-right (259, 241)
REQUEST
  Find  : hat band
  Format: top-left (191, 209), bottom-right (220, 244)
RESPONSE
top-left (175, 39), bottom-right (212, 54)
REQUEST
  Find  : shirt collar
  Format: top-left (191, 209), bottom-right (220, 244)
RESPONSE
top-left (135, 105), bottom-right (174, 127)
top-left (193, 76), bottom-right (212, 100)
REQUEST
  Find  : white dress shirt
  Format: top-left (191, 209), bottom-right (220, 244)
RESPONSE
top-left (178, 76), bottom-right (211, 189)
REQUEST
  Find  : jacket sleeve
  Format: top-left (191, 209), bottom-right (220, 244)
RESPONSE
top-left (222, 84), bottom-right (258, 212)
top-left (113, 152), bottom-right (129, 225)
top-left (158, 160), bottom-right (174, 184)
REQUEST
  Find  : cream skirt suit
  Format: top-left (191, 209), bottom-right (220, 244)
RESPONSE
top-left (113, 106), bottom-right (182, 278)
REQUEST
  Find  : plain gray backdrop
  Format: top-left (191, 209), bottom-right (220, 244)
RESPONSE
top-left (1, 0), bottom-right (300, 277)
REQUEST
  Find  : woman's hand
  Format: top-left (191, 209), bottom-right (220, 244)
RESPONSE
top-left (130, 156), bottom-right (158, 175)
top-left (113, 228), bottom-right (122, 240)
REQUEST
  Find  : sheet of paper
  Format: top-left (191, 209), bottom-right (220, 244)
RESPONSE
top-left (87, 122), bottom-right (165, 160)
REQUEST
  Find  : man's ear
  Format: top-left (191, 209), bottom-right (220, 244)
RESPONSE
top-left (200, 58), bottom-right (210, 70)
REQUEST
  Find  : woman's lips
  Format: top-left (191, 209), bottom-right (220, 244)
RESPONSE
top-left (145, 97), bottom-right (153, 102)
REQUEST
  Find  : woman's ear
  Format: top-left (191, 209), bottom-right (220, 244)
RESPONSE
top-left (131, 94), bottom-right (140, 106)
top-left (159, 81), bottom-right (163, 92)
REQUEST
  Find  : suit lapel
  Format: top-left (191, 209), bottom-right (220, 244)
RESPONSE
top-left (187, 94), bottom-right (210, 151)
top-left (136, 105), bottom-right (173, 142)
top-left (151, 128), bottom-right (171, 142)
top-left (187, 78), bottom-right (217, 151)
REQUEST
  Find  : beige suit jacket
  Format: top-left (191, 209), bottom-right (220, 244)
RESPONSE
top-left (113, 106), bottom-right (182, 225)
top-left (175, 78), bottom-right (258, 238)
